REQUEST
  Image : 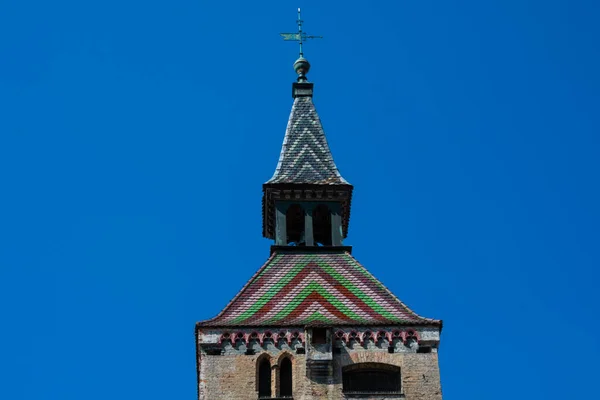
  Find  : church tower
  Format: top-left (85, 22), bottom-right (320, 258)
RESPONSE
top-left (195, 13), bottom-right (443, 400)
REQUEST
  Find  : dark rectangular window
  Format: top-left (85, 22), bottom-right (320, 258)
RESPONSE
top-left (342, 363), bottom-right (401, 394)
top-left (312, 328), bottom-right (327, 344)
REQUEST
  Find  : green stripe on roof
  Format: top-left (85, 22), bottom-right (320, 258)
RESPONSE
top-left (230, 259), bottom-right (309, 323)
top-left (303, 312), bottom-right (333, 324)
top-left (229, 254), bottom-right (407, 325)
top-left (264, 281), bottom-right (364, 323)
top-left (318, 262), bottom-right (401, 322)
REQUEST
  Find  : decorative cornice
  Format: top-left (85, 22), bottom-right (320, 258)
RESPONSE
top-left (217, 329), bottom-right (306, 346)
top-left (197, 326), bottom-right (441, 348)
top-left (270, 245), bottom-right (353, 255)
top-left (264, 184), bottom-right (352, 201)
top-left (334, 328), bottom-right (421, 346)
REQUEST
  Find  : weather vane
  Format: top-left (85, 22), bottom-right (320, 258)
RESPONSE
top-left (280, 8), bottom-right (323, 58)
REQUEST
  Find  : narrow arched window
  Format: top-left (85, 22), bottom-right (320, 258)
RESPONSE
top-left (342, 363), bottom-right (401, 394)
top-left (286, 204), bottom-right (305, 245)
top-left (258, 358), bottom-right (271, 398)
top-left (313, 204), bottom-right (332, 246)
top-left (279, 357), bottom-right (293, 397)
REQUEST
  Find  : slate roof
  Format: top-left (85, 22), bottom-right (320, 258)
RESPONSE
top-left (197, 252), bottom-right (441, 327)
top-left (266, 96), bottom-right (350, 185)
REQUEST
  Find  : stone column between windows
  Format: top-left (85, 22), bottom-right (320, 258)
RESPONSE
top-left (331, 203), bottom-right (343, 246)
top-left (275, 202), bottom-right (288, 245)
top-left (304, 204), bottom-right (314, 246)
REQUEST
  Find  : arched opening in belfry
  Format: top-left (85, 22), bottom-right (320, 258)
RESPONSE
top-left (257, 357), bottom-right (272, 398)
top-left (278, 357), bottom-right (293, 397)
top-left (342, 363), bottom-right (401, 394)
top-left (313, 204), bottom-right (332, 246)
top-left (286, 204), bottom-right (305, 245)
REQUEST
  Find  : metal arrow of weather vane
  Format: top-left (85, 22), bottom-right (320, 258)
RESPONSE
top-left (280, 8), bottom-right (323, 58)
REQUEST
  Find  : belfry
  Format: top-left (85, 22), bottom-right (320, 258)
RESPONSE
top-left (195, 11), bottom-right (443, 400)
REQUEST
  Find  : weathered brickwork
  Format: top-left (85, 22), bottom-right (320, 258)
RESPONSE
top-left (332, 348), bottom-right (442, 400)
top-left (197, 326), bottom-right (442, 399)
top-left (199, 351), bottom-right (309, 399)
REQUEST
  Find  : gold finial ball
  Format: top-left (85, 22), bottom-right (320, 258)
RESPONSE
top-left (294, 57), bottom-right (311, 77)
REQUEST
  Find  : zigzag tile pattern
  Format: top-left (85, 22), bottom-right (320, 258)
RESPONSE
top-left (199, 252), bottom-right (440, 327)
top-left (267, 96), bottom-right (349, 185)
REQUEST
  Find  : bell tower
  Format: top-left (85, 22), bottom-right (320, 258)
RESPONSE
top-left (262, 56), bottom-right (352, 248)
top-left (195, 10), bottom-right (444, 400)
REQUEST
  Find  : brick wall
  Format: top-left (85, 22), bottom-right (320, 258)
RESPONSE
top-left (199, 351), bottom-right (308, 399)
top-left (332, 348), bottom-right (442, 400)
top-left (197, 327), bottom-right (442, 400)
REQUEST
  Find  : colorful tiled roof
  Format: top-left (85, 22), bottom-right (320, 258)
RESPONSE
top-left (266, 96), bottom-right (350, 185)
top-left (197, 251), bottom-right (440, 327)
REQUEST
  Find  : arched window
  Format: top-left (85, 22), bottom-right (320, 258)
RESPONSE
top-left (279, 357), bottom-right (293, 397)
top-left (286, 204), bottom-right (305, 245)
top-left (313, 204), bottom-right (332, 246)
top-left (258, 357), bottom-right (272, 398)
top-left (342, 363), bottom-right (401, 394)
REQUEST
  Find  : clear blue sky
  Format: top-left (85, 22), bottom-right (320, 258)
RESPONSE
top-left (1, 1), bottom-right (599, 399)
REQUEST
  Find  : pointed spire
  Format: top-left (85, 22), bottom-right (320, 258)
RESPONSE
top-left (271, 10), bottom-right (346, 185)
top-left (263, 11), bottom-right (353, 242)
top-left (266, 95), bottom-right (349, 185)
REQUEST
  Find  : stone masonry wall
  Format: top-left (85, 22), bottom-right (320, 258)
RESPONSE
top-left (197, 327), bottom-right (442, 400)
top-left (332, 347), bottom-right (443, 400)
top-left (200, 351), bottom-right (309, 400)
